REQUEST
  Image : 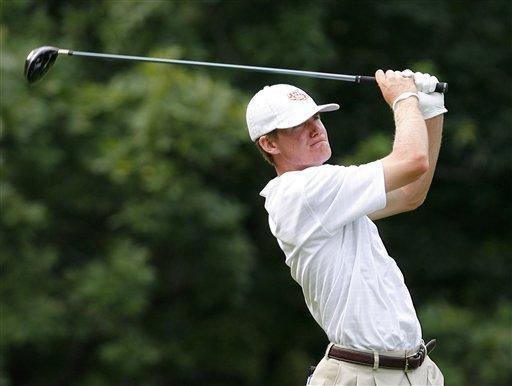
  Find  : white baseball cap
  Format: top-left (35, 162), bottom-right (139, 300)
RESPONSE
top-left (246, 84), bottom-right (340, 141)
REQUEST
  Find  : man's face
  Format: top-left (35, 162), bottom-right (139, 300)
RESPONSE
top-left (271, 113), bottom-right (332, 173)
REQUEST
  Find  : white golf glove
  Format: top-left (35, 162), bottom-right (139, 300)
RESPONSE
top-left (402, 69), bottom-right (448, 119)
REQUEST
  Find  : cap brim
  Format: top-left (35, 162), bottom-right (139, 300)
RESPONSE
top-left (317, 103), bottom-right (340, 112)
top-left (276, 103), bottom-right (340, 129)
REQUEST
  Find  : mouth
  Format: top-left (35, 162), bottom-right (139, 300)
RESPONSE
top-left (311, 139), bottom-right (328, 148)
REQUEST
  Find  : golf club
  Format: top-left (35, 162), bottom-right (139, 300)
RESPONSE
top-left (25, 46), bottom-right (448, 93)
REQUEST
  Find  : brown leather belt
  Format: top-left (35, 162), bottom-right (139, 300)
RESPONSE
top-left (328, 339), bottom-right (436, 371)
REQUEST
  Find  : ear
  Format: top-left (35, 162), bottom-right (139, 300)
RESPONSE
top-left (258, 135), bottom-right (280, 155)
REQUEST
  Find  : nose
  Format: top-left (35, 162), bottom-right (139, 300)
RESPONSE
top-left (308, 118), bottom-right (323, 136)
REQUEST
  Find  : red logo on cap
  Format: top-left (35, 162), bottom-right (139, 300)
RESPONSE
top-left (288, 90), bottom-right (308, 101)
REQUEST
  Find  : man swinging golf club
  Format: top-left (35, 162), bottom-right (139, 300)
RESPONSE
top-left (246, 69), bottom-right (446, 386)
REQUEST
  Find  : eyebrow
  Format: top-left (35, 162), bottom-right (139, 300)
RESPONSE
top-left (292, 121), bottom-right (306, 129)
top-left (292, 113), bottom-right (321, 129)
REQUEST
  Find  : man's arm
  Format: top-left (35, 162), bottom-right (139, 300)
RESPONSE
top-left (374, 70), bottom-right (430, 194)
top-left (369, 114), bottom-right (443, 221)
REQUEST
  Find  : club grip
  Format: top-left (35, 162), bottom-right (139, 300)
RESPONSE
top-left (356, 75), bottom-right (448, 93)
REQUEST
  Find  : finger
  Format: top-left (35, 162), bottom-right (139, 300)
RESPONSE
top-left (413, 72), bottom-right (427, 91)
top-left (414, 72), bottom-right (425, 82)
top-left (386, 69), bottom-right (394, 77)
top-left (427, 76), bottom-right (439, 93)
top-left (414, 72), bottom-right (439, 93)
top-left (402, 69), bottom-right (414, 77)
top-left (375, 69), bottom-right (385, 82)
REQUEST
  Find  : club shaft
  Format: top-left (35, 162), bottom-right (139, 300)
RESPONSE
top-left (59, 49), bottom-right (359, 82)
top-left (57, 49), bottom-right (447, 93)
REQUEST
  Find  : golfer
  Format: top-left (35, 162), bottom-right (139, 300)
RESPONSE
top-left (246, 69), bottom-right (446, 385)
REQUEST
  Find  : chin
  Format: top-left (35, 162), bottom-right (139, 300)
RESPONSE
top-left (311, 154), bottom-right (331, 167)
top-left (320, 148), bottom-right (332, 164)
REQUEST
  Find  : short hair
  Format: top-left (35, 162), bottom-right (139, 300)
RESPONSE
top-left (255, 129), bottom-right (278, 166)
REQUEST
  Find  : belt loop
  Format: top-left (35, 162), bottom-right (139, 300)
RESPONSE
top-left (325, 343), bottom-right (335, 358)
top-left (404, 348), bottom-right (409, 372)
top-left (372, 351), bottom-right (379, 370)
top-left (421, 339), bottom-right (427, 357)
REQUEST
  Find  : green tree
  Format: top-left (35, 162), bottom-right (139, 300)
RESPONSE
top-left (1, 1), bottom-right (511, 385)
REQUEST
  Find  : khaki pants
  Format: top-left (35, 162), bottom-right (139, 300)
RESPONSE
top-left (308, 344), bottom-right (444, 386)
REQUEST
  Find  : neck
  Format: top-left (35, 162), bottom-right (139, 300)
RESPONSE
top-left (275, 162), bottom-right (312, 176)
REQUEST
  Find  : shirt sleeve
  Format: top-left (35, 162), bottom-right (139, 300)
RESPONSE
top-left (303, 161), bottom-right (386, 234)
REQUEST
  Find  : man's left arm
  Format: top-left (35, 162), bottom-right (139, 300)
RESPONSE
top-left (369, 114), bottom-right (443, 221)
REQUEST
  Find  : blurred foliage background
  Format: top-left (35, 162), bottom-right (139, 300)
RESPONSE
top-left (1, 1), bottom-right (511, 385)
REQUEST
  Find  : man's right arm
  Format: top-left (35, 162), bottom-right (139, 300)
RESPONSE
top-left (375, 69), bottom-right (429, 193)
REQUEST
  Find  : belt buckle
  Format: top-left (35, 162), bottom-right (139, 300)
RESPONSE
top-left (405, 344), bottom-right (425, 373)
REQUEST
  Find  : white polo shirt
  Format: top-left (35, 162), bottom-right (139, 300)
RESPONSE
top-left (260, 161), bottom-right (422, 351)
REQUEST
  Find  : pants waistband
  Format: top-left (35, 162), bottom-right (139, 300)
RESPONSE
top-left (325, 340), bottom-right (436, 371)
top-left (325, 342), bottom-right (423, 358)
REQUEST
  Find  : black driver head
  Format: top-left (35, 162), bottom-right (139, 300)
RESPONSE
top-left (24, 46), bottom-right (60, 83)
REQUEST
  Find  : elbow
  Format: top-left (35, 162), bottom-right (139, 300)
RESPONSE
top-left (401, 154), bottom-right (429, 211)
top-left (403, 195), bottom-right (427, 212)
top-left (390, 149), bottom-right (429, 180)
top-left (401, 185), bottom-right (428, 212)
top-left (408, 152), bottom-right (429, 180)
top-left (411, 153), bottom-right (430, 177)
